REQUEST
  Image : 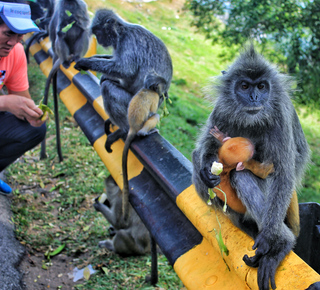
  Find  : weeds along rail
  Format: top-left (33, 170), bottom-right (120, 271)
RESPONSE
top-left (23, 33), bottom-right (320, 290)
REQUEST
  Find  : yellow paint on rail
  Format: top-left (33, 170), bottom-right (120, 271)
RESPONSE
top-left (93, 96), bottom-right (108, 121)
top-left (59, 84), bottom-right (87, 115)
top-left (176, 184), bottom-right (320, 289)
top-left (174, 238), bottom-right (250, 290)
top-left (28, 40), bottom-right (41, 56)
top-left (93, 135), bottom-right (144, 190)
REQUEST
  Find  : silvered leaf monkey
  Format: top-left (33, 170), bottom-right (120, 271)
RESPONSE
top-left (192, 45), bottom-right (310, 290)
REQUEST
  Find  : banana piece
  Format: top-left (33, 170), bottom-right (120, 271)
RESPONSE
top-left (37, 99), bottom-right (54, 121)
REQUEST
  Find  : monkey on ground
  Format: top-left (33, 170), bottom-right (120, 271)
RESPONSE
top-left (74, 9), bottom-right (173, 153)
top-left (192, 45), bottom-right (310, 290)
top-left (209, 126), bottom-right (275, 213)
top-left (93, 175), bottom-right (151, 256)
top-left (40, 0), bottom-right (90, 161)
top-left (122, 74), bottom-right (167, 221)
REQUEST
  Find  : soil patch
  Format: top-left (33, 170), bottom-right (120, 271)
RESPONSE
top-left (20, 251), bottom-right (82, 290)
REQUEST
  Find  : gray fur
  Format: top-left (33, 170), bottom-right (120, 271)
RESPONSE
top-left (49, 0), bottom-right (90, 68)
top-left (74, 9), bottom-right (172, 152)
top-left (40, 0), bottom-right (90, 161)
top-left (93, 176), bottom-right (151, 256)
top-left (37, 0), bottom-right (55, 30)
top-left (192, 45), bottom-right (310, 290)
top-left (44, 0), bottom-right (90, 99)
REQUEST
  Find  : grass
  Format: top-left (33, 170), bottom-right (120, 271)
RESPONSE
top-left (296, 108), bottom-right (320, 203)
top-left (6, 0), bottom-right (320, 289)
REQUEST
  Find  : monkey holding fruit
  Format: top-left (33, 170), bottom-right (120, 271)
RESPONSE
top-left (209, 126), bottom-right (274, 213)
top-left (209, 126), bottom-right (300, 237)
top-left (192, 45), bottom-right (310, 290)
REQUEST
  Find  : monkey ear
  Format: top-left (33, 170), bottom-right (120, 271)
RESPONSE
top-left (236, 162), bottom-right (245, 171)
top-left (221, 70), bottom-right (227, 75)
top-left (104, 18), bottom-right (115, 28)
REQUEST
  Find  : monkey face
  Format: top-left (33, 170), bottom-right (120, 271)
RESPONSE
top-left (234, 78), bottom-right (270, 114)
top-left (91, 10), bottom-right (120, 49)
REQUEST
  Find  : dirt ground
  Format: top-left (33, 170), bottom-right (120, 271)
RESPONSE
top-left (20, 251), bottom-right (81, 290)
top-left (15, 205), bottom-right (99, 290)
top-left (9, 180), bottom-right (100, 290)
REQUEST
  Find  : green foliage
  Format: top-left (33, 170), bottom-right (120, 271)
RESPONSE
top-left (185, 0), bottom-right (320, 104)
top-left (296, 106), bottom-right (320, 203)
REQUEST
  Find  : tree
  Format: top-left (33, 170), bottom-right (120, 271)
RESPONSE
top-left (185, 0), bottom-right (320, 104)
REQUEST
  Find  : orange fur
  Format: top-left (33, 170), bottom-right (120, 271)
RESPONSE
top-left (211, 128), bottom-right (299, 237)
top-left (210, 128), bottom-right (274, 214)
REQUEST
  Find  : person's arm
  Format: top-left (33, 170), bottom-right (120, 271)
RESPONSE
top-left (0, 89), bottom-right (47, 127)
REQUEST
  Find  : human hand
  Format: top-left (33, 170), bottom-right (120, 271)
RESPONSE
top-left (26, 113), bottom-right (48, 127)
top-left (3, 95), bottom-right (46, 126)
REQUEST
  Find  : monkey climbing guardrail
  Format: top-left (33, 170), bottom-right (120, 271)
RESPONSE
top-left (24, 33), bottom-right (320, 290)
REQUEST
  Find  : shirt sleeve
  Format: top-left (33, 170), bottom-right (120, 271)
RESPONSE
top-left (4, 43), bottom-right (29, 92)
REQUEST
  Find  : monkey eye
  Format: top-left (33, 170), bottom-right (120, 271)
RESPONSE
top-left (258, 83), bottom-right (265, 89)
top-left (241, 83), bottom-right (249, 90)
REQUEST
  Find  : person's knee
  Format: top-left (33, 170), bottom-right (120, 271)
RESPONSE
top-left (35, 123), bottom-right (47, 143)
top-left (28, 123), bottom-right (47, 148)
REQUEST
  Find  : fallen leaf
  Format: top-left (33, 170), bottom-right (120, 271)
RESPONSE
top-left (83, 267), bottom-right (91, 280)
top-left (102, 267), bottom-right (109, 275)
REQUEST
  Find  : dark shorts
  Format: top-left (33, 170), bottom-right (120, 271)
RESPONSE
top-left (0, 112), bottom-right (46, 171)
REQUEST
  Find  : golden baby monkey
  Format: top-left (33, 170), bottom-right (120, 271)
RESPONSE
top-left (122, 74), bottom-right (167, 221)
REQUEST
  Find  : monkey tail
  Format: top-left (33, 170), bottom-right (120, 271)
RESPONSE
top-left (122, 132), bottom-right (136, 222)
top-left (25, 31), bottom-right (46, 64)
top-left (43, 59), bottom-right (61, 105)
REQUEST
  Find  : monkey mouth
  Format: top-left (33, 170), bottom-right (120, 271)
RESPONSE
top-left (244, 106), bottom-right (263, 115)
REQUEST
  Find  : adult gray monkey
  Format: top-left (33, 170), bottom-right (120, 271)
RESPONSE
top-left (94, 175), bottom-right (159, 285)
top-left (45, 0), bottom-right (90, 102)
top-left (40, 0), bottom-right (90, 161)
top-left (74, 9), bottom-right (173, 153)
top-left (192, 45), bottom-right (310, 290)
top-left (93, 175), bottom-right (151, 256)
top-left (48, 0), bottom-right (90, 69)
top-left (25, 0), bottom-right (55, 63)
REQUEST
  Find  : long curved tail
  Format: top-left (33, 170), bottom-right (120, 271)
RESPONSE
top-left (122, 132), bottom-right (135, 221)
top-left (43, 59), bottom-right (60, 105)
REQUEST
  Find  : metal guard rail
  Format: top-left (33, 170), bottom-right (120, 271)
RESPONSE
top-left (23, 33), bottom-right (320, 290)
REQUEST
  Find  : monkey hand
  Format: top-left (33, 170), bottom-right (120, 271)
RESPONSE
top-left (105, 139), bottom-right (113, 153)
top-left (200, 167), bottom-right (221, 188)
top-left (243, 228), bottom-right (295, 290)
top-left (74, 58), bottom-right (90, 71)
top-left (93, 201), bottom-right (102, 212)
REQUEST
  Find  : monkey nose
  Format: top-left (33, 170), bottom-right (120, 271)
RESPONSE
top-left (250, 95), bottom-right (258, 101)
